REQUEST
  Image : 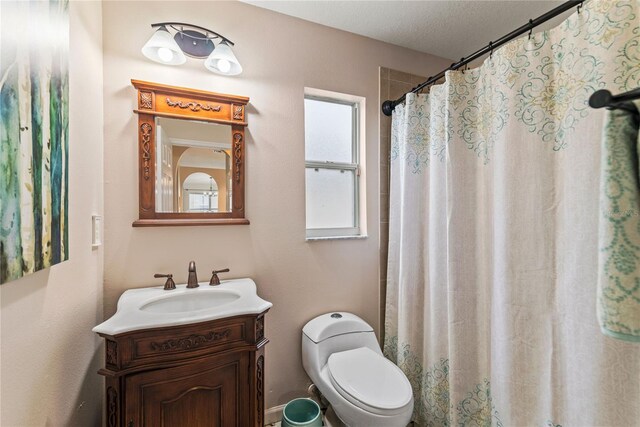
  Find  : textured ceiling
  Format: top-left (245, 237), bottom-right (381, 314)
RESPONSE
top-left (241, 1), bottom-right (572, 60)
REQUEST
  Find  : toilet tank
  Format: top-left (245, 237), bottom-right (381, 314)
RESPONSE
top-left (302, 312), bottom-right (381, 377)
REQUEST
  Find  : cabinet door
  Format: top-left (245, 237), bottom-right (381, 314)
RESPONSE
top-left (125, 352), bottom-right (249, 427)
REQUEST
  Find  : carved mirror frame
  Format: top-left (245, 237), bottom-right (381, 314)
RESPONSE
top-left (132, 80), bottom-right (249, 227)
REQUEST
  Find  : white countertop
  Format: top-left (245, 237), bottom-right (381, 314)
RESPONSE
top-left (92, 278), bottom-right (272, 336)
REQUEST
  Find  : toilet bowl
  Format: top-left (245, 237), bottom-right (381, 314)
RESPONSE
top-left (301, 312), bottom-right (413, 427)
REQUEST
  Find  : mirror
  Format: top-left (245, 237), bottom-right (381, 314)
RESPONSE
top-left (155, 117), bottom-right (232, 213)
top-left (132, 79), bottom-right (249, 226)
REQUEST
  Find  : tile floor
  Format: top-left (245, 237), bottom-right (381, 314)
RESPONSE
top-left (266, 415), bottom-right (330, 427)
top-left (265, 403), bottom-right (414, 426)
top-left (266, 406), bottom-right (336, 426)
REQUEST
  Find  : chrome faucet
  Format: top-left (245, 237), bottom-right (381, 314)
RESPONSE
top-left (187, 261), bottom-right (199, 288)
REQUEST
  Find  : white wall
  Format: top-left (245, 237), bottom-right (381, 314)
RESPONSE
top-left (0, 1), bottom-right (104, 425)
top-left (102, 0), bottom-right (450, 409)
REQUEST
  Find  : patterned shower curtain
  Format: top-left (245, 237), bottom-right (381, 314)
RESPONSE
top-left (384, 1), bottom-right (640, 425)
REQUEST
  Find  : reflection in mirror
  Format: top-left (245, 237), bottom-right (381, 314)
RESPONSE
top-left (155, 117), bottom-right (232, 213)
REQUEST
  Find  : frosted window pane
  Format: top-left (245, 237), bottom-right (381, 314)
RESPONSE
top-left (305, 99), bottom-right (353, 163)
top-left (306, 168), bottom-right (355, 229)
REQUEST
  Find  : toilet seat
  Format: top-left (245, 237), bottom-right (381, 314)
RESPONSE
top-left (327, 347), bottom-right (413, 416)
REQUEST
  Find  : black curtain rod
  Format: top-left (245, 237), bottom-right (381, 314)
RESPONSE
top-left (589, 88), bottom-right (640, 116)
top-left (381, 0), bottom-right (584, 116)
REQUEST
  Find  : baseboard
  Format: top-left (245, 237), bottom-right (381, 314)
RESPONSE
top-left (265, 404), bottom-right (286, 425)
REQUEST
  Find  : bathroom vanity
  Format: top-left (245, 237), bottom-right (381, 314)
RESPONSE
top-left (94, 278), bottom-right (271, 427)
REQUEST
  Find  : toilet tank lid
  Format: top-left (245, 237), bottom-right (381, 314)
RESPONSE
top-left (303, 312), bottom-right (373, 343)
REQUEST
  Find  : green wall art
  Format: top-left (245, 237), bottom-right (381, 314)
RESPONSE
top-left (0, 0), bottom-right (69, 284)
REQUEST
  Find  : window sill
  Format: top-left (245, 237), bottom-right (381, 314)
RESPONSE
top-left (306, 235), bottom-right (368, 242)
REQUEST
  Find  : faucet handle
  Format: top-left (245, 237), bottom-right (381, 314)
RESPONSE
top-left (209, 268), bottom-right (230, 286)
top-left (154, 273), bottom-right (176, 290)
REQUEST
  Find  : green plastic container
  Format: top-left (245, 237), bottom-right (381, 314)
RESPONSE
top-left (281, 398), bottom-right (322, 427)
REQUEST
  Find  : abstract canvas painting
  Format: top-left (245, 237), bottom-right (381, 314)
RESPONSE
top-left (0, 0), bottom-right (69, 284)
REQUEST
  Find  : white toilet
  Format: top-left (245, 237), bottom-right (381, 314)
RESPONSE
top-left (302, 312), bottom-right (414, 427)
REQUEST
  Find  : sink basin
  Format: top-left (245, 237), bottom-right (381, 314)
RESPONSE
top-left (93, 278), bottom-right (272, 335)
top-left (141, 290), bottom-right (240, 313)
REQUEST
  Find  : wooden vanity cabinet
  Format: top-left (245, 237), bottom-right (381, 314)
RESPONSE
top-left (98, 312), bottom-right (268, 427)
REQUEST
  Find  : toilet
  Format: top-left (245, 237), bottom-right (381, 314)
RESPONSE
top-left (302, 312), bottom-right (413, 427)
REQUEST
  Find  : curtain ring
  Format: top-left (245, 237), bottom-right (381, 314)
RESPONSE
top-left (417, 79), bottom-right (429, 95)
top-left (423, 77), bottom-right (433, 93)
top-left (528, 19), bottom-right (534, 39)
top-left (577, 2), bottom-right (583, 14)
top-left (459, 58), bottom-right (465, 73)
top-left (489, 41), bottom-right (493, 59)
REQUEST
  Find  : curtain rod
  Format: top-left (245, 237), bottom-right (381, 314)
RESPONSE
top-left (589, 88), bottom-right (640, 116)
top-left (381, 0), bottom-right (584, 116)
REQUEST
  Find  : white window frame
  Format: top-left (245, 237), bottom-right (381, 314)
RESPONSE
top-left (304, 88), bottom-right (366, 240)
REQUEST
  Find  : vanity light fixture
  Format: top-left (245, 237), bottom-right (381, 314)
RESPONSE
top-left (141, 22), bottom-right (242, 76)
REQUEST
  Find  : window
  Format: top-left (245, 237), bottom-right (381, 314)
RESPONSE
top-left (188, 193), bottom-right (210, 212)
top-left (304, 89), bottom-right (365, 239)
top-left (188, 192), bottom-right (219, 212)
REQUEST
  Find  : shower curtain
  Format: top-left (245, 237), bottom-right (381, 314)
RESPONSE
top-left (384, 1), bottom-right (640, 425)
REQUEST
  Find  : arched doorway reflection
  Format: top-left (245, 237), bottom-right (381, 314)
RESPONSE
top-left (175, 147), bottom-right (230, 213)
top-left (182, 172), bottom-right (219, 212)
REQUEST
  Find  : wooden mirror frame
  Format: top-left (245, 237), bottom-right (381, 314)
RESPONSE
top-left (131, 80), bottom-right (249, 227)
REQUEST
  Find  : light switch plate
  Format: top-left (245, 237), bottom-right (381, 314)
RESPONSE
top-left (92, 215), bottom-right (102, 248)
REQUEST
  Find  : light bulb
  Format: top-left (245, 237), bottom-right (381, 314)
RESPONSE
top-left (217, 59), bottom-right (231, 73)
top-left (157, 47), bottom-right (174, 63)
